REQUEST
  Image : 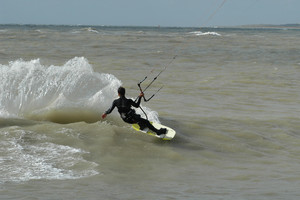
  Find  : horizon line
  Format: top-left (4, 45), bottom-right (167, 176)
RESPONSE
top-left (1, 23), bottom-right (300, 29)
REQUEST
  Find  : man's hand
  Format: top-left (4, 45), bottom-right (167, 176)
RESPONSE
top-left (102, 113), bottom-right (107, 119)
top-left (139, 92), bottom-right (144, 97)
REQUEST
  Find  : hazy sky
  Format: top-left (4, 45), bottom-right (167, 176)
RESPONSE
top-left (0, 0), bottom-right (299, 27)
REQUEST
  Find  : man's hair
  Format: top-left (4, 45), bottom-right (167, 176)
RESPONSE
top-left (118, 86), bottom-right (125, 96)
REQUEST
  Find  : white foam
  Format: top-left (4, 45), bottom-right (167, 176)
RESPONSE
top-left (85, 27), bottom-right (100, 33)
top-left (0, 128), bottom-right (98, 183)
top-left (0, 57), bottom-right (160, 123)
top-left (0, 57), bottom-right (119, 119)
top-left (189, 31), bottom-right (221, 36)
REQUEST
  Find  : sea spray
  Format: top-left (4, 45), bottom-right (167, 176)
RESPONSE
top-left (0, 57), bottom-right (158, 123)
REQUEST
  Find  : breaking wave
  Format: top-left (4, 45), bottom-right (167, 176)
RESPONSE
top-left (189, 31), bottom-right (221, 36)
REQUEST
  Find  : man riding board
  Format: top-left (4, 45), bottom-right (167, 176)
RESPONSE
top-left (102, 86), bottom-right (166, 135)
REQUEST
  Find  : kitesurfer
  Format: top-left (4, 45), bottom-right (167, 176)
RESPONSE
top-left (102, 86), bottom-right (166, 135)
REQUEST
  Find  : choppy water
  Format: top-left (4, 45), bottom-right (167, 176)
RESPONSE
top-left (1, 24), bottom-right (300, 199)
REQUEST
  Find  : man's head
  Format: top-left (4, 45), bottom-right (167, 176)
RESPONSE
top-left (118, 86), bottom-right (125, 96)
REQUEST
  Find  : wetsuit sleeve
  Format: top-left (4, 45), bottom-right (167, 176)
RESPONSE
top-left (131, 96), bottom-right (142, 108)
top-left (105, 100), bottom-right (117, 114)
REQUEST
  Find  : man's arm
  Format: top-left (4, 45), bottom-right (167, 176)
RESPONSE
top-left (131, 92), bottom-right (144, 108)
top-left (102, 100), bottom-right (116, 119)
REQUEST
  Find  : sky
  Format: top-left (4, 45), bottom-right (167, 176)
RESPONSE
top-left (0, 0), bottom-right (299, 27)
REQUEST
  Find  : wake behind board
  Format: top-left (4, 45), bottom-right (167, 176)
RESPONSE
top-left (132, 122), bottom-right (176, 140)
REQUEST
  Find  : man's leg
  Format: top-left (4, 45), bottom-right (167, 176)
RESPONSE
top-left (138, 118), bottom-right (166, 135)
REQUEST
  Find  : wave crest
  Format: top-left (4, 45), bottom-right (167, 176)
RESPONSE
top-left (189, 31), bottom-right (221, 36)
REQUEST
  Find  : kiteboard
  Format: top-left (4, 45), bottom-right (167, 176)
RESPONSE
top-left (132, 122), bottom-right (176, 140)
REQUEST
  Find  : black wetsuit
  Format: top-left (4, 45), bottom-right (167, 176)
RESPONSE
top-left (104, 96), bottom-right (162, 134)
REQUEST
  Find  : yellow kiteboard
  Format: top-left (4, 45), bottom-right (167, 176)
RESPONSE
top-left (132, 122), bottom-right (176, 140)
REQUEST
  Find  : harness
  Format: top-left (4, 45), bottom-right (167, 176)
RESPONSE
top-left (121, 109), bottom-right (136, 122)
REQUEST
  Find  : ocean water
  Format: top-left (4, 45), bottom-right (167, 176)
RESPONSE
top-left (1, 24), bottom-right (300, 199)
